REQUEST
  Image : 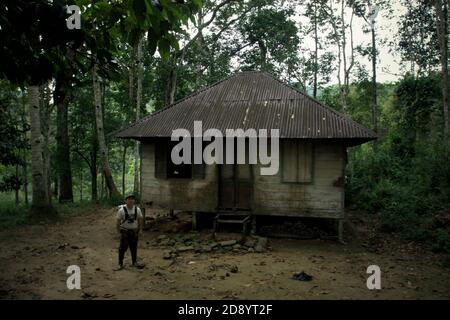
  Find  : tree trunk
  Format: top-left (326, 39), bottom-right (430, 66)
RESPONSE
top-left (29, 85), bottom-right (52, 213)
top-left (122, 144), bottom-right (127, 196)
top-left (313, 2), bottom-right (319, 98)
top-left (90, 136), bottom-right (98, 203)
top-left (80, 169), bottom-right (83, 202)
top-left (40, 84), bottom-right (52, 204)
top-left (100, 172), bottom-right (105, 200)
top-left (338, 1), bottom-right (355, 114)
top-left (55, 75), bottom-right (74, 202)
top-left (371, 25), bottom-right (378, 134)
top-left (134, 34), bottom-right (144, 195)
top-left (23, 156), bottom-right (29, 206)
top-left (325, 0), bottom-right (343, 112)
top-left (165, 55), bottom-right (178, 106)
top-left (21, 92), bottom-right (29, 206)
top-left (129, 65), bottom-right (134, 109)
top-left (103, 174), bottom-right (108, 197)
top-left (15, 164), bottom-right (19, 205)
top-left (434, 0), bottom-right (449, 149)
top-left (341, 0), bottom-right (348, 113)
top-left (258, 40), bottom-right (268, 71)
top-left (53, 175), bottom-right (58, 198)
top-left (92, 60), bottom-right (121, 202)
top-left (196, 10), bottom-right (205, 81)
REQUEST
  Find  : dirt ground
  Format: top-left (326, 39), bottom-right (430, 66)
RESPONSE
top-left (0, 206), bottom-right (449, 300)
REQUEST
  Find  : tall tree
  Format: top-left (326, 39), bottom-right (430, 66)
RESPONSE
top-left (238, 5), bottom-right (301, 76)
top-left (303, 0), bottom-right (330, 97)
top-left (367, 2), bottom-right (379, 133)
top-left (54, 48), bottom-right (75, 203)
top-left (134, 34), bottom-right (144, 195)
top-left (397, 0), bottom-right (440, 75)
top-left (91, 136), bottom-right (98, 202)
top-left (92, 59), bottom-right (122, 200)
top-left (340, 0), bottom-right (356, 113)
top-left (39, 83), bottom-right (53, 204)
top-left (0, 81), bottom-right (28, 200)
top-left (433, 0), bottom-right (449, 148)
top-left (0, 0), bottom-right (84, 213)
top-left (159, 0), bottom-right (262, 106)
top-left (81, 0), bottom-right (203, 201)
top-left (322, 0), bottom-right (357, 112)
top-left (353, 0), bottom-right (391, 132)
top-left (30, 85), bottom-right (52, 210)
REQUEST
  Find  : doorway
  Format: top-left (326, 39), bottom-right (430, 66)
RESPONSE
top-left (218, 162), bottom-right (252, 211)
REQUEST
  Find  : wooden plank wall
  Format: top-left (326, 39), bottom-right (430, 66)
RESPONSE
top-left (253, 142), bottom-right (346, 219)
top-left (140, 141), bottom-right (346, 218)
top-left (140, 142), bottom-right (218, 212)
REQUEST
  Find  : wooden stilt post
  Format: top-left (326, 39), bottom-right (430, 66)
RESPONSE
top-left (338, 219), bottom-right (344, 243)
top-left (251, 216), bottom-right (257, 235)
top-left (192, 212), bottom-right (198, 230)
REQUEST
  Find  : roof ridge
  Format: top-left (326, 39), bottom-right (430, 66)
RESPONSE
top-left (259, 71), bottom-right (377, 137)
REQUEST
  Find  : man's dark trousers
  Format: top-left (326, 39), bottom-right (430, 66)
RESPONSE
top-left (119, 229), bottom-right (138, 266)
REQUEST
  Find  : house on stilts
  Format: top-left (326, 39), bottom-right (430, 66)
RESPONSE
top-left (115, 71), bottom-right (377, 240)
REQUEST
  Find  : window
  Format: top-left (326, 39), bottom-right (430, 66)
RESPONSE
top-left (166, 149), bottom-right (193, 179)
top-left (162, 141), bottom-right (192, 179)
top-left (154, 140), bottom-right (204, 180)
top-left (282, 141), bottom-right (313, 183)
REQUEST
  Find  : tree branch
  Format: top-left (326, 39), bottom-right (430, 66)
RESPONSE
top-left (72, 148), bottom-right (93, 172)
top-left (179, 0), bottom-right (237, 54)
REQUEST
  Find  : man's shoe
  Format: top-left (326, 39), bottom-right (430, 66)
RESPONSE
top-left (113, 265), bottom-right (124, 271)
top-left (132, 262), bottom-right (145, 269)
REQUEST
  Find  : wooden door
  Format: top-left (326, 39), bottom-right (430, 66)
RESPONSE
top-left (235, 163), bottom-right (252, 210)
top-left (218, 162), bottom-right (252, 211)
top-left (219, 164), bottom-right (235, 210)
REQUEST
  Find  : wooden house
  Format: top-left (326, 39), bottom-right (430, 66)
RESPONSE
top-left (115, 71), bottom-right (377, 239)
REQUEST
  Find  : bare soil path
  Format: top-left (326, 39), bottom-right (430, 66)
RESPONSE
top-left (0, 206), bottom-right (449, 300)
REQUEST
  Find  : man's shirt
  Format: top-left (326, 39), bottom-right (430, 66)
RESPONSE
top-left (117, 205), bottom-right (143, 231)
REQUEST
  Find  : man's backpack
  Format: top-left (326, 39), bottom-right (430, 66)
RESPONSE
top-left (123, 205), bottom-right (137, 222)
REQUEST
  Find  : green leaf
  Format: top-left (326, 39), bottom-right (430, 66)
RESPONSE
top-left (132, 0), bottom-right (147, 23)
top-left (192, 0), bottom-right (203, 10)
top-left (158, 37), bottom-right (170, 60)
top-left (144, 0), bottom-right (154, 15)
top-left (165, 33), bottom-right (179, 51)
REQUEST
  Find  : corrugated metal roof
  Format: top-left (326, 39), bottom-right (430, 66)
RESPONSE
top-left (115, 71), bottom-right (377, 141)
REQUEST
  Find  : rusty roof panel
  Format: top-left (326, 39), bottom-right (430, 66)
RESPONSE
top-left (115, 71), bottom-right (377, 141)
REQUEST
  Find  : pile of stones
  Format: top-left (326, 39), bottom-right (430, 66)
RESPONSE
top-left (150, 233), bottom-right (270, 260)
top-left (259, 220), bottom-right (331, 239)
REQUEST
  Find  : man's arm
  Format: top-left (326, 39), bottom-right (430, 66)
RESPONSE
top-left (116, 218), bottom-right (121, 233)
top-left (138, 209), bottom-right (143, 235)
top-left (116, 209), bottom-right (122, 233)
top-left (138, 216), bottom-right (143, 233)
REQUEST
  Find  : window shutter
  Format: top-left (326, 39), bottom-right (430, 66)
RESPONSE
top-left (192, 146), bottom-right (205, 179)
top-left (155, 142), bottom-right (167, 179)
top-left (282, 141), bottom-right (313, 183)
top-left (282, 140), bottom-right (298, 183)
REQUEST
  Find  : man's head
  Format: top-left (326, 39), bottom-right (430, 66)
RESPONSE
top-left (125, 194), bottom-right (136, 207)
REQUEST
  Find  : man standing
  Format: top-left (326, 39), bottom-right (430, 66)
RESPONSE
top-left (115, 194), bottom-right (144, 270)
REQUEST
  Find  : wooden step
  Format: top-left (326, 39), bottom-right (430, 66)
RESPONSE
top-left (217, 210), bottom-right (251, 216)
top-left (213, 213), bottom-right (251, 240)
top-left (217, 219), bottom-right (249, 224)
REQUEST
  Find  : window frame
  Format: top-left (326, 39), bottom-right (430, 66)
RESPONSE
top-left (154, 139), bottom-right (205, 180)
